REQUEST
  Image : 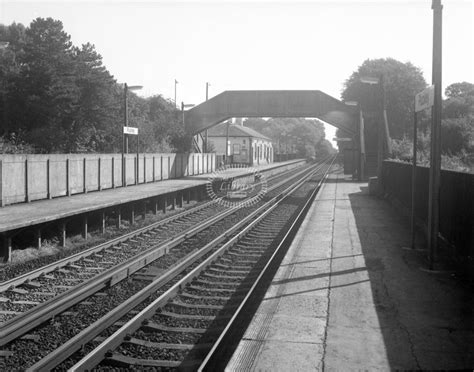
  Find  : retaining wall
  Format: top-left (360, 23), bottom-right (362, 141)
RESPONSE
top-left (0, 153), bottom-right (216, 206)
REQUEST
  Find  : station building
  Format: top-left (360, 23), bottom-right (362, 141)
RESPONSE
top-left (207, 120), bottom-right (273, 166)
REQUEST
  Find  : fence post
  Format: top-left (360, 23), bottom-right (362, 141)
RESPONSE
top-left (135, 155), bottom-right (138, 185)
top-left (0, 160), bottom-right (3, 207)
top-left (83, 157), bottom-right (87, 193)
top-left (160, 156), bottom-right (163, 181)
top-left (47, 159), bottom-right (52, 199)
top-left (153, 156), bottom-right (156, 182)
top-left (66, 158), bottom-right (71, 196)
top-left (112, 157), bottom-right (115, 189)
top-left (144, 155), bottom-right (146, 183)
top-left (25, 157), bottom-right (30, 202)
top-left (168, 156), bottom-right (171, 179)
top-left (123, 155), bottom-right (127, 187)
top-left (98, 157), bottom-right (102, 191)
top-left (174, 156), bottom-right (177, 178)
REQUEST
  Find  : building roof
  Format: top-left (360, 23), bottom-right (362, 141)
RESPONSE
top-left (208, 123), bottom-right (271, 140)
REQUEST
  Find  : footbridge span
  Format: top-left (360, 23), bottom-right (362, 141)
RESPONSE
top-left (184, 90), bottom-right (357, 135)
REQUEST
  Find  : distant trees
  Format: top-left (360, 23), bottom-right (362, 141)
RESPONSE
top-left (0, 18), bottom-right (186, 154)
top-left (244, 117), bottom-right (336, 158)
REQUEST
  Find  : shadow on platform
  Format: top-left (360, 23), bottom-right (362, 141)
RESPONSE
top-left (347, 186), bottom-right (474, 369)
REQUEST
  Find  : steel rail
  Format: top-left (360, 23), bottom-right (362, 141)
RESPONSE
top-left (68, 158), bottom-right (333, 371)
top-left (199, 157), bottom-right (336, 371)
top-left (27, 160), bottom-right (331, 372)
top-left (1, 162), bottom-right (308, 292)
top-left (0, 162), bottom-right (314, 347)
top-left (0, 200), bottom-right (217, 292)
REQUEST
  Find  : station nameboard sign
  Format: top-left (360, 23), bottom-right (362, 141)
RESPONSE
top-left (333, 137), bottom-right (352, 142)
top-left (123, 127), bottom-right (138, 135)
top-left (415, 85), bottom-right (434, 112)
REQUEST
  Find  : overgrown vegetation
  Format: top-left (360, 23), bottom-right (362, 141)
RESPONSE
top-left (0, 18), bottom-right (189, 154)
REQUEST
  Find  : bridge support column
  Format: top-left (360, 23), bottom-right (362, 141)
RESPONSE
top-left (1, 235), bottom-right (12, 262)
top-left (83, 216), bottom-right (88, 240)
top-left (35, 228), bottom-right (41, 249)
top-left (116, 208), bottom-right (122, 228)
top-left (101, 212), bottom-right (106, 234)
top-left (60, 222), bottom-right (67, 247)
top-left (162, 196), bottom-right (167, 214)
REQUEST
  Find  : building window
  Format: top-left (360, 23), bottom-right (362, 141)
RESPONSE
top-left (233, 143), bottom-right (240, 155)
top-left (243, 139), bottom-right (246, 144)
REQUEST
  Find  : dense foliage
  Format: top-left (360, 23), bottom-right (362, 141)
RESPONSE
top-left (341, 58), bottom-right (427, 139)
top-left (243, 117), bottom-right (336, 159)
top-left (340, 58), bottom-right (473, 172)
top-left (0, 18), bottom-right (186, 153)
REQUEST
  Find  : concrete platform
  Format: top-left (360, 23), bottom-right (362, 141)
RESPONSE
top-left (0, 160), bottom-right (303, 234)
top-left (228, 172), bottom-right (474, 370)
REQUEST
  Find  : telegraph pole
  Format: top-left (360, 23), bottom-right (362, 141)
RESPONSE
top-left (205, 82), bottom-right (210, 153)
top-left (427, 0), bottom-right (443, 269)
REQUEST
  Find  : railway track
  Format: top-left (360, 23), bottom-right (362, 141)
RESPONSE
top-left (0, 160), bottom-right (331, 370)
top-left (62, 157), bottom-right (334, 371)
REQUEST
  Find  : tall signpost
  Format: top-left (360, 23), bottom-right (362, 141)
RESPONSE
top-left (122, 84), bottom-right (142, 187)
top-left (205, 82), bottom-right (210, 153)
top-left (412, 85), bottom-right (434, 249)
top-left (427, 0), bottom-right (443, 269)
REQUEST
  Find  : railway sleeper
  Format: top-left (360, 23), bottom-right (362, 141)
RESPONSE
top-left (219, 257), bottom-right (258, 265)
top-left (203, 272), bottom-right (254, 280)
top-left (195, 278), bottom-right (252, 289)
top-left (209, 264), bottom-right (251, 273)
top-left (186, 284), bottom-right (247, 293)
top-left (125, 336), bottom-right (212, 351)
top-left (180, 292), bottom-right (244, 301)
top-left (22, 281), bottom-right (41, 289)
top-left (142, 321), bottom-right (222, 334)
top-left (11, 300), bottom-right (40, 305)
top-left (228, 249), bottom-right (263, 257)
top-left (105, 353), bottom-right (200, 369)
top-left (170, 300), bottom-right (232, 310)
top-left (159, 310), bottom-right (216, 321)
top-left (244, 233), bottom-right (276, 239)
top-left (40, 274), bottom-right (55, 280)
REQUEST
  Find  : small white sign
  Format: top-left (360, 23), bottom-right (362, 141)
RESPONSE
top-left (415, 85), bottom-right (434, 112)
top-left (333, 137), bottom-right (352, 142)
top-left (123, 127), bottom-right (138, 135)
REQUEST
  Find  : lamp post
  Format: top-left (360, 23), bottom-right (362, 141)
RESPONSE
top-left (427, 0), bottom-right (443, 269)
top-left (122, 83), bottom-right (143, 187)
top-left (345, 101), bottom-right (365, 180)
top-left (225, 120), bottom-right (230, 166)
top-left (206, 82), bottom-right (210, 101)
top-left (205, 82), bottom-right (211, 152)
top-left (360, 75), bottom-right (391, 184)
top-left (174, 79), bottom-right (178, 109)
top-left (0, 42), bottom-right (9, 135)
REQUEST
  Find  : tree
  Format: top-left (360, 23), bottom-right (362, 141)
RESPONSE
top-left (244, 117), bottom-right (334, 158)
top-left (341, 58), bottom-right (427, 139)
top-left (0, 18), bottom-right (188, 154)
top-left (441, 82), bottom-right (473, 156)
top-left (443, 82), bottom-right (474, 119)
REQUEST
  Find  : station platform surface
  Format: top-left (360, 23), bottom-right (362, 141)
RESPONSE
top-left (0, 160), bottom-right (303, 234)
top-left (228, 171), bottom-right (474, 370)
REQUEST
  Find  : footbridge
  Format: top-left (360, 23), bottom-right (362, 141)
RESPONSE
top-left (184, 90), bottom-right (357, 135)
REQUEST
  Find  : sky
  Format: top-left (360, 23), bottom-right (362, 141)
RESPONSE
top-left (1, 0), bottom-right (473, 146)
